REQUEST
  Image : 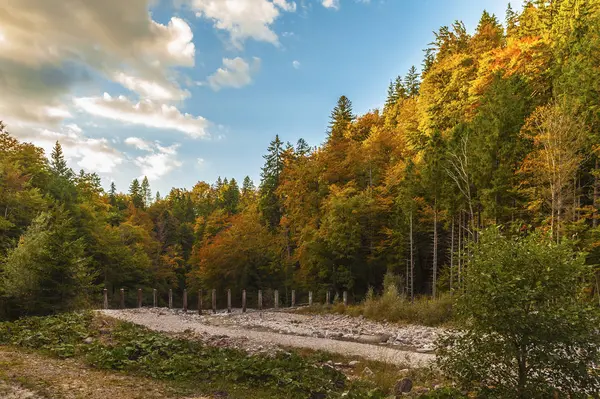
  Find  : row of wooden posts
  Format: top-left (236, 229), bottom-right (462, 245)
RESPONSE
top-left (103, 288), bottom-right (349, 314)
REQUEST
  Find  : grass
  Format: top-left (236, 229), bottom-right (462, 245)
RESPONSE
top-left (298, 286), bottom-right (454, 327)
top-left (0, 312), bottom-right (385, 398)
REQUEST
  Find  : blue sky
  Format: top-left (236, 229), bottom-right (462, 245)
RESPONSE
top-left (1, 0), bottom-right (514, 195)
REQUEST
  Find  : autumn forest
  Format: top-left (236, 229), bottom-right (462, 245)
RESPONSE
top-left (2, 0), bottom-right (600, 317)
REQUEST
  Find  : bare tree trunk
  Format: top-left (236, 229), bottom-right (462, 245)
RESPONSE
top-left (432, 200), bottom-right (438, 298)
top-left (594, 159), bottom-right (599, 228)
top-left (458, 211), bottom-right (462, 292)
top-left (410, 211), bottom-right (414, 302)
top-left (450, 216), bottom-right (454, 293)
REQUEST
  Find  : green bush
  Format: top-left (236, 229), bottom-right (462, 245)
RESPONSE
top-left (436, 228), bottom-right (600, 398)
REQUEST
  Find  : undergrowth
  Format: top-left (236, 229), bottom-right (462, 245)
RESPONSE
top-left (0, 312), bottom-right (383, 398)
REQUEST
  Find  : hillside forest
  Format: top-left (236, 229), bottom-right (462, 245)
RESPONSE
top-left (2, 0), bottom-right (600, 317)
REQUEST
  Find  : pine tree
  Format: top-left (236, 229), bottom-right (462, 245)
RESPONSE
top-left (50, 141), bottom-right (71, 178)
top-left (296, 138), bottom-right (311, 157)
top-left (155, 191), bottom-right (162, 202)
top-left (141, 176), bottom-right (151, 208)
top-left (129, 178), bottom-right (144, 208)
top-left (328, 95), bottom-right (354, 142)
top-left (405, 66), bottom-right (421, 97)
top-left (259, 135), bottom-right (285, 228)
top-left (384, 81), bottom-right (396, 112)
top-left (223, 178), bottom-right (240, 214)
top-left (109, 182), bottom-right (117, 206)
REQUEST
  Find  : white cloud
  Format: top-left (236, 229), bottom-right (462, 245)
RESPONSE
top-left (207, 57), bottom-right (261, 91)
top-left (10, 123), bottom-right (123, 174)
top-left (134, 144), bottom-right (183, 181)
top-left (197, 158), bottom-right (205, 165)
top-left (74, 93), bottom-right (209, 138)
top-left (0, 0), bottom-right (197, 127)
top-left (125, 137), bottom-right (154, 152)
top-left (321, 0), bottom-right (340, 9)
top-left (292, 60), bottom-right (301, 69)
top-left (191, 0), bottom-right (296, 48)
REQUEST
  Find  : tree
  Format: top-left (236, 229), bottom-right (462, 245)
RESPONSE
top-left (327, 95), bottom-right (354, 142)
top-left (109, 182), bottom-right (117, 206)
top-left (129, 179), bottom-right (144, 209)
top-left (405, 66), bottom-right (420, 98)
top-left (50, 141), bottom-right (71, 178)
top-left (519, 103), bottom-right (588, 241)
top-left (1, 208), bottom-right (95, 316)
top-left (259, 135), bottom-right (285, 228)
top-left (437, 228), bottom-right (600, 398)
top-left (141, 176), bottom-right (152, 208)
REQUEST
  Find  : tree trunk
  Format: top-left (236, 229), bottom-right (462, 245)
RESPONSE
top-left (517, 351), bottom-right (527, 399)
top-left (450, 216), bottom-right (454, 293)
top-left (458, 211), bottom-right (462, 292)
top-left (410, 211), bottom-right (414, 302)
top-left (432, 201), bottom-right (438, 298)
top-left (594, 158), bottom-right (599, 228)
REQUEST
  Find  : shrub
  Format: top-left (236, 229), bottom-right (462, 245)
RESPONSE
top-left (436, 228), bottom-right (600, 398)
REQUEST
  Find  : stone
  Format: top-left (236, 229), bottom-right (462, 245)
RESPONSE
top-left (362, 367), bottom-right (374, 376)
top-left (394, 378), bottom-right (413, 394)
top-left (348, 360), bottom-right (360, 367)
top-left (83, 337), bottom-right (94, 344)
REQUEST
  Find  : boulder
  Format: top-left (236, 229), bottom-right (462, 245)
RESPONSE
top-left (394, 378), bottom-right (413, 394)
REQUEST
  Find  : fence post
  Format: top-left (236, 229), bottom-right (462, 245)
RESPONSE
top-left (120, 288), bottom-right (125, 309)
top-left (168, 289), bottom-right (173, 309)
top-left (309, 291), bottom-right (313, 306)
top-left (153, 289), bottom-right (157, 308)
top-left (326, 291), bottom-right (330, 305)
top-left (258, 290), bottom-right (262, 310)
top-left (274, 290), bottom-right (279, 309)
top-left (291, 290), bottom-right (295, 307)
top-left (198, 290), bottom-right (203, 315)
top-left (343, 291), bottom-right (348, 306)
top-left (103, 288), bottom-right (108, 309)
top-left (212, 289), bottom-right (217, 314)
top-left (227, 289), bottom-right (232, 313)
top-left (183, 289), bottom-right (188, 312)
top-left (137, 288), bottom-right (142, 308)
top-left (242, 290), bottom-right (247, 313)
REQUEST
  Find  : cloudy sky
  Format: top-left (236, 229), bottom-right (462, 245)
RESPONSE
top-left (0, 0), bottom-right (511, 195)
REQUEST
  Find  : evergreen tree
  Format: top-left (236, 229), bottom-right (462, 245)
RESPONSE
top-left (296, 138), bottom-right (311, 157)
top-left (129, 178), bottom-right (144, 208)
top-left (259, 135), bottom-right (285, 228)
top-left (109, 182), bottom-right (117, 206)
top-left (50, 141), bottom-right (71, 178)
top-left (327, 95), bottom-right (354, 142)
top-left (141, 176), bottom-right (151, 208)
top-left (405, 66), bottom-right (421, 97)
top-left (156, 191), bottom-right (162, 202)
top-left (223, 178), bottom-right (240, 214)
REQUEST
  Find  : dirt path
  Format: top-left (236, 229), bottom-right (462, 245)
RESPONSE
top-left (0, 347), bottom-right (208, 399)
top-left (100, 309), bottom-right (436, 367)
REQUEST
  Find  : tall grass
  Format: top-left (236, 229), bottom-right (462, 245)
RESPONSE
top-left (300, 276), bottom-right (454, 326)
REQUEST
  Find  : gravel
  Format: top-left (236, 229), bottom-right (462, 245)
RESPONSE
top-left (100, 308), bottom-right (438, 367)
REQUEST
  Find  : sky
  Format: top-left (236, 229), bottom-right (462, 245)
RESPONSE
top-left (0, 0), bottom-right (514, 195)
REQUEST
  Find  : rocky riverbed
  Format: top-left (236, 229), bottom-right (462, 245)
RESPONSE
top-left (100, 308), bottom-right (440, 366)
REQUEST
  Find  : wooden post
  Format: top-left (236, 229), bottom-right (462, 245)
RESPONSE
top-left (137, 288), bottom-right (142, 308)
top-left (168, 289), bottom-right (173, 309)
top-left (291, 290), bottom-right (295, 307)
top-left (242, 290), bottom-right (247, 313)
top-left (343, 291), bottom-right (348, 306)
top-left (183, 289), bottom-right (188, 312)
top-left (227, 289), bottom-right (232, 313)
top-left (258, 290), bottom-right (263, 310)
top-left (308, 291), bottom-right (313, 306)
top-left (103, 288), bottom-right (108, 309)
top-left (120, 288), bottom-right (125, 309)
top-left (198, 289), bottom-right (203, 315)
top-left (326, 291), bottom-right (330, 305)
top-left (212, 289), bottom-right (217, 314)
top-left (153, 289), bottom-right (157, 307)
top-left (274, 290), bottom-right (279, 309)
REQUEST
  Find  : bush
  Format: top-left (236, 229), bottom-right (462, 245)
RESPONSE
top-left (436, 228), bottom-right (600, 398)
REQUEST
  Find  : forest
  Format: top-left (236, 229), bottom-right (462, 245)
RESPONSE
top-left (2, 0), bottom-right (600, 318)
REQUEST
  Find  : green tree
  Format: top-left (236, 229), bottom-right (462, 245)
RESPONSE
top-left (327, 95), bottom-right (354, 142)
top-left (259, 135), bottom-right (285, 228)
top-left (437, 228), bottom-right (600, 398)
top-left (1, 208), bottom-right (95, 316)
top-left (405, 66), bottom-right (420, 97)
top-left (141, 176), bottom-right (152, 208)
top-left (129, 179), bottom-right (144, 209)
